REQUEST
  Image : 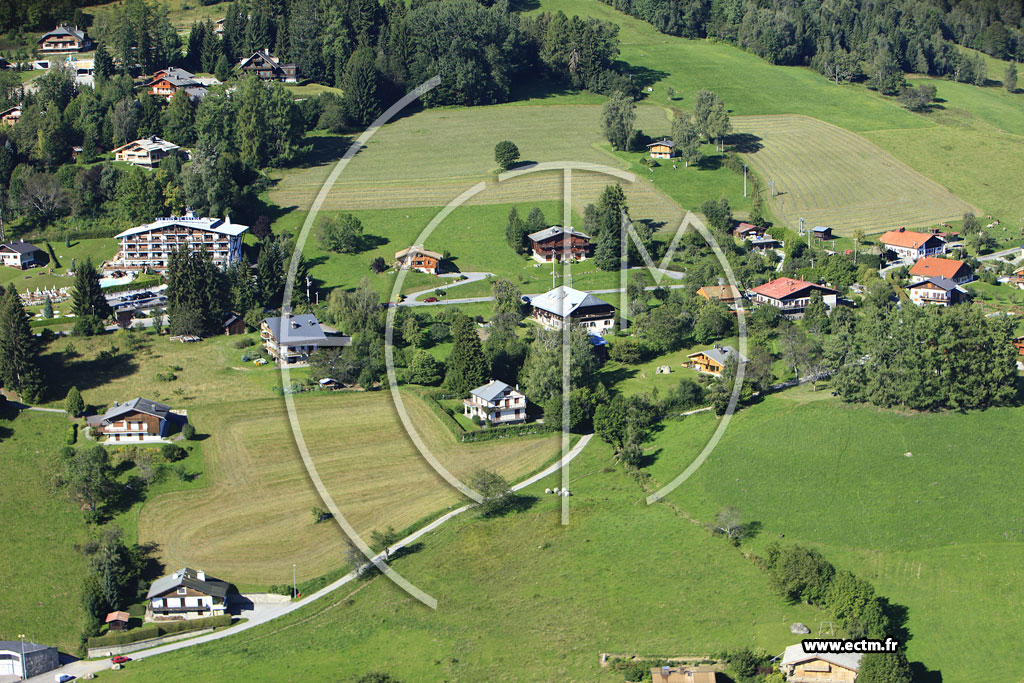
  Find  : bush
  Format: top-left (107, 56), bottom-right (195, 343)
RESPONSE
top-left (155, 372), bottom-right (177, 382)
top-left (66, 423), bottom-right (78, 445)
top-left (471, 415), bottom-right (483, 426)
top-left (181, 423), bottom-right (196, 440)
top-left (232, 338), bottom-right (255, 349)
top-left (728, 648), bottom-right (761, 678)
top-left (161, 443), bottom-right (187, 462)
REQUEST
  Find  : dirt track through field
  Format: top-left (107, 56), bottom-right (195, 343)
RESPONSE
top-left (732, 114), bottom-right (976, 235)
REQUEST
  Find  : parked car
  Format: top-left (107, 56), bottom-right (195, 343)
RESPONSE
top-left (55, 674), bottom-right (75, 682)
top-left (111, 655), bottom-right (131, 664)
top-left (424, 297), bottom-right (437, 303)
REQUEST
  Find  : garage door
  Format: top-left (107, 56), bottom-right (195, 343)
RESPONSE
top-left (0, 653), bottom-right (18, 676)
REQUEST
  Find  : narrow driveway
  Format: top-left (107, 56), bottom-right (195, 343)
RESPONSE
top-left (405, 271), bottom-right (493, 303)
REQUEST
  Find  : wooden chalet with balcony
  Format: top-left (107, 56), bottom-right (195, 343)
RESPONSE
top-left (749, 277), bottom-right (838, 318)
top-left (732, 222), bottom-right (765, 240)
top-left (86, 397), bottom-right (187, 442)
top-left (526, 286), bottom-right (615, 334)
top-left (650, 666), bottom-right (717, 683)
top-left (697, 285), bottom-right (743, 311)
top-left (237, 50), bottom-right (297, 82)
top-left (0, 105), bottom-right (21, 126)
top-left (684, 345), bottom-right (747, 376)
top-left (395, 245), bottom-right (443, 274)
top-left (38, 25), bottom-right (92, 53)
top-left (463, 380), bottom-right (526, 425)
top-left (146, 67), bottom-right (207, 100)
top-left (110, 211), bottom-right (248, 275)
top-left (527, 226), bottom-right (591, 263)
top-left (906, 276), bottom-right (968, 306)
top-left (780, 644), bottom-right (861, 683)
top-left (146, 568), bottom-right (229, 621)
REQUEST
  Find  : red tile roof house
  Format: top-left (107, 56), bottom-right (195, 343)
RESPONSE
top-left (878, 228), bottom-right (946, 261)
top-left (463, 380), bottom-right (527, 425)
top-left (749, 277), bottom-right (839, 318)
top-left (86, 397), bottom-right (188, 443)
top-left (909, 256), bottom-right (973, 284)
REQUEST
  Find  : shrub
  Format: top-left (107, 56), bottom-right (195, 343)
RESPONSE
top-left (232, 338), bottom-right (255, 349)
top-left (66, 423), bottom-right (78, 445)
top-left (161, 443), bottom-right (187, 462)
top-left (181, 423), bottom-right (196, 440)
top-left (155, 372), bottom-right (177, 382)
top-left (728, 648), bottom-right (761, 678)
top-left (471, 415), bottom-right (483, 426)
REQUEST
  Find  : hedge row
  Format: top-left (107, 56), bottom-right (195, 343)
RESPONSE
top-left (422, 392), bottom-right (467, 437)
top-left (87, 614), bottom-right (233, 648)
top-left (422, 392), bottom-right (556, 443)
top-left (103, 274), bottom-right (163, 295)
top-left (66, 423), bottom-right (77, 445)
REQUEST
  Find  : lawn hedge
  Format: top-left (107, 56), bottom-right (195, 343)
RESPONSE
top-left (87, 614), bottom-right (233, 648)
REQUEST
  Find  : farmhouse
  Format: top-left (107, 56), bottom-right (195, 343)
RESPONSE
top-left (38, 25), bottom-right (92, 53)
top-left (0, 105), bottom-right (22, 125)
top-left (260, 313), bottom-right (350, 365)
top-left (105, 610), bottom-right (131, 631)
top-left (697, 285), bottom-right (743, 310)
top-left (907, 276), bottom-right (968, 306)
top-left (86, 397), bottom-right (188, 442)
top-left (146, 568), bottom-right (229, 621)
top-left (237, 49), bottom-right (298, 82)
top-left (908, 256), bottom-right (972, 284)
top-left (0, 240), bottom-right (44, 268)
top-left (527, 226), bottom-right (591, 263)
top-left (525, 286), bottom-right (616, 333)
top-left (1012, 335), bottom-right (1024, 355)
top-left (749, 277), bottom-right (838, 318)
top-left (811, 225), bottom-right (833, 240)
top-left (780, 643), bottom-right (861, 683)
top-left (112, 135), bottom-right (183, 167)
top-left (879, 228), bottom-right (946, 260)
top-left (111, 211), bottom-right (249, 274)
top-left (395, 245), bottom-right (443, 274)
top-left (684, 344), bottom-right (747, 376)
top-left (733, 222), bottom-right (765, 239)
top-left (649, 665), bottom-right (717, 683)
top-left (146, 67), bottom-right (207, 100)
top-left (0, 640), bottom-right (59, 679)
top-left (646, 139), bottom-right (676, 159)
top-left (463, 380), bottom-right (527, 425)
top-left (1008, 265), bottom-right (1024, 288)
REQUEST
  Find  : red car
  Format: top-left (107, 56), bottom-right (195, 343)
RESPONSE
top-left (423, 297), bottom-right (438, 303)
top-left (111, 655), bottom-right (131, 664)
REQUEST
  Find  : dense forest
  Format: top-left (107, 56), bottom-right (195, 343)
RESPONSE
top-left (599, 0), bottom-right (1022, 85)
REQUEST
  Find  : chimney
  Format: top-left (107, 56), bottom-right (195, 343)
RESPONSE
top-left (196, 570), bottom-right (206, 581)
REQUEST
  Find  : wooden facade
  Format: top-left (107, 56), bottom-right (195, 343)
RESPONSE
top-left (0, 106), bottom-right (20, 126)
top-left (907, 277), bottom-right (967, 306)
top-left (529, 227), bottom-right (591, 263)
top-left (38, 25), bottom-right (92, 53)
top-left (647, 139), bottom-right (676, 159)
top-left (395, 245), bottom-right (443, 274)
top-left (237, 50), bottom-right (298, 82)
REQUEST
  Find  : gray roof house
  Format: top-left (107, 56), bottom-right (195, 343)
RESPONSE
top-left (780, 643), bottom-right (862, 682)
top-left (260, 314), bottom-right (351, 365)
top-left (685, 345), bottom-right (747, 376)
top-left (464, 380), bottom-right (527, 425)
top-left (526, 226), bottom-right (590, 243)
top-left (0, 240), bottom-right (44, 268)
top-left (525, 286), bottom-right (616, 334)
top-left (0, 640), bottom-right (59, 679)
top-left (146, 568), bottom-right (230, 621)
top-left (86, 397), bottom-right (187, 441)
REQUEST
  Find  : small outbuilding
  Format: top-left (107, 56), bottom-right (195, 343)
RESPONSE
top-left (684, 344), bottom-right (747, 376)
top-left (646, 139), bottom-right (676, 159)
top-left (222, 312), bottom-right (246, 336)
top-left (105, 610), bottom-right (131, 631)
top-left (811, 225), bottom-right (833, 240)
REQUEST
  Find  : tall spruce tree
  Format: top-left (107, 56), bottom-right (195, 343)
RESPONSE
top-left (505, 207), bottom-right (530, 254)
top-left (166, 246), bottom-right (228, 337)
top-left (342, 46), bottom-right (382, 127)
top-left (71, 258), bottom-right (112, 334)
top-left (0, 285), bottom-right (44, 402)
top-left (443, 313), bottom-right (489, 395)
top-left (593, 184), bottom-right (629, 271)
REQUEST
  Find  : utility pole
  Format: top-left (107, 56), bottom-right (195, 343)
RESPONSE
top-left (18, 634), bottom-right (25, 681)
top-left (551, 256), bottom-right (556, 290)
top-left (292, 564), bottom-right (297, 599)
top-left (854, 238), bottom-right (858, 265)
top-left (743, 164), bottom-right (747, 197)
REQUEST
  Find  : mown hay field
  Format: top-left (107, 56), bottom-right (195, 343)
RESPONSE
top-left (137, 392), bottom-right (561, 587)
top-left (732, 114), bottom-right (976, 236)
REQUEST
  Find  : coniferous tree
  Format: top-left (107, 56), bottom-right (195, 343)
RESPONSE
top-left (1004, 62), bottom-right (1018, 92)
top-left (71, 258), bottom-right (112, 334)
top-left (593, 184), bottom-right (629, 271)
top-left (342, 47), bottom-right (382, 127)
top-left (0, 285), bottom-right (44, 401)
top-left (65, 386), bottom-right (85, 417)
top-left (166, 246), bottom-right (229, 336)
top-left (505, 207), bottom-right (529, 254)
top-left (443, 313), bottom-right (489, 395)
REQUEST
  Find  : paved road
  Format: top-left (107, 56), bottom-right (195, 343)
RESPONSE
top-left (31, 434), bottom-right (595, 681)
top-left (978, 246), bottom-right (1023, 262)
top-left (405, 271), bottom-right (494, 304)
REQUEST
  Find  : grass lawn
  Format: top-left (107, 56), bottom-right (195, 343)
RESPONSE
top-left (641, 389), bottom-right (1024, 682)
top-left (0, 409), bottom-right (91, 653)
top-left (111, 439), bottom-right (826, 683)
top-left (964, 280), bottom-right (1024, 312)
top-left (0, 238), bottom-right (116, 296)
top-left (283, 82), bottom-right (344, 99)
top-left (598, 336), bottom-right (741, 398)
top-left (137, 390), bottom-right (563, 588)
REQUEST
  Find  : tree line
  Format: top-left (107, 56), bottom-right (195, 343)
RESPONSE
top-left (598, 0), bottom-right (1022, 86)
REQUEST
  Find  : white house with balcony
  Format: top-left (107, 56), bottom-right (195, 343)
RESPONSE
top-left (464, 380), bottom-right (527, 425)
top-left (260, 313), bottom-right (350, 365)
top-left (146, 568), bottom-right (229, 621)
